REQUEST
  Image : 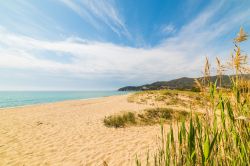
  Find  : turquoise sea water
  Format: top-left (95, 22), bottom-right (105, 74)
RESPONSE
top-left (0, 91), bottom-right (128, 108)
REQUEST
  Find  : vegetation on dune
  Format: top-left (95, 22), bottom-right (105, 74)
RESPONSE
top-left (128, 89), bottom-right (205, 109)
top-left (104, 112), bottom-right (136, 128)
top-left (138, 108), bottom-right (189, 124)
top-left (103, 28), bottom-right (249, 166)
top-left (135, 27), bottom-right (250, 165)
top-left (103, 108), bottom-right (190, 128)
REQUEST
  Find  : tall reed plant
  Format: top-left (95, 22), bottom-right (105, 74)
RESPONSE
top-left (137, 27), bottom-right (250, 166)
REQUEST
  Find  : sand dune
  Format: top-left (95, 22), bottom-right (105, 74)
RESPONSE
top-left (0, 94), bottom-right (163, 166)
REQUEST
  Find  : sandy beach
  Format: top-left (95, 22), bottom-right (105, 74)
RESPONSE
top-left (0, 94), bottom-right (162, 166)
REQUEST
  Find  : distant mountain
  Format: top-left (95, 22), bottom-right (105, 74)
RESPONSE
top-left (118, 75), bottom-right (250, 91)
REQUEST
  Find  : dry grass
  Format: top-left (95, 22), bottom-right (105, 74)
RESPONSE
top-left (103, 108), bottom-right (190, 128)
top-left (103, 112), bottom-right (136, 128)
top-left (128, 89), bottom-right (205, 111)
top-left (135, 27), bottom-right (250, 166)
top-left (138, 108), bottom-right (189, 125)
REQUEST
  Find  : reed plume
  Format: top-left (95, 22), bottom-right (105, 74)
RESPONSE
top-left (234, 27), bottom-right (248, 43)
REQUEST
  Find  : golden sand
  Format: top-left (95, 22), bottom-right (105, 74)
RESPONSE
top-left (0, 94), bottom-right (161, 166)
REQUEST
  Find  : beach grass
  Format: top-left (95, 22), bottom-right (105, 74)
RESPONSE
top-left (104, 112), bottom-right (136, 128)
top-left (103, 108), bottom-right (190, 128)
top-left (127, 89), bottom-right (205, 111)
top-left (135, 27), bottom-right (250, 166)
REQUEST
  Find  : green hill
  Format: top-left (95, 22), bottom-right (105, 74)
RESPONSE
top-left (118, 75), bottom-right (250, 91)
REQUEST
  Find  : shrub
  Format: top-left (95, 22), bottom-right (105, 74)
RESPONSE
top-left (104, 112), bottom-right (136, 128)
top-left (104, 115), bottom-right (125, 128)
top-left (123, 112), bottom-right (136, 124)
top-left (144, 108), bottom-right (173, 119)
top-left (191, 87), bottom-right (201, 92)
top-left (142, 108), bottom-right (189, 124)
top-left (104, 108), bottom-right (189, 127)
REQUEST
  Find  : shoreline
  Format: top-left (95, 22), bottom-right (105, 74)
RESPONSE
top-left (0, 92), bottom-right (134, 110)
top-left (0, 93), bottom-right (157, 165)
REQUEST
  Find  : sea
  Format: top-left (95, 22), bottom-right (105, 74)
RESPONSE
top-left (0, 91), bottom-right (128, 108)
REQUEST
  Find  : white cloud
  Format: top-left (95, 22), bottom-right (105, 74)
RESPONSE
top-left (0, 0), bottom-right (249, 88)
top-left (60, 0), bottom-right (131, 39)
top-left (0, 27), bottom-right (188, 78)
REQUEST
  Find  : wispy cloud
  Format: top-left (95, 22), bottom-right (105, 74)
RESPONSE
top-left (60, 0), bottom-right (131, 39)
top-left (161, 24), bottom-right (176, 35)
top-left (0, 0), bottom-right (62, 39)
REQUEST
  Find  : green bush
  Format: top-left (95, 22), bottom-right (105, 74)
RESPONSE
top-left (104, 108), bottom-right (189, 128)
top-left (144, 108), bottom-right (173, 119)
top-left (104, 112), bottom-right (136, 128)
top-left (191, 87), bottom-right (201, 92)
top-left (123, 112), bottom-right (136, 123)
top-left (142, 108), bottom-right (189, 124)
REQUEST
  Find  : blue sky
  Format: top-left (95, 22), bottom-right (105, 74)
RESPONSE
top-left (0, 0), bottom-right (249, 90)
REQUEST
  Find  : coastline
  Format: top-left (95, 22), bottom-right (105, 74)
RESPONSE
top-left (0, 93), bottom-right (158, 165)
top-left (0, 92), bottom-right (134, 110)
